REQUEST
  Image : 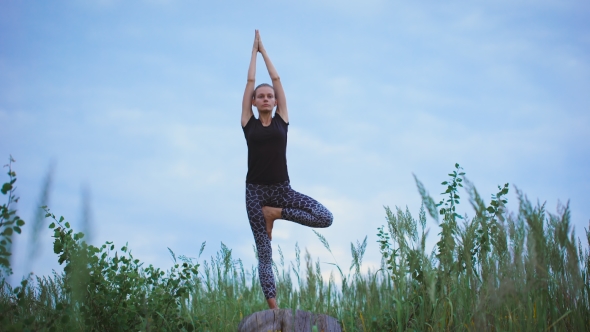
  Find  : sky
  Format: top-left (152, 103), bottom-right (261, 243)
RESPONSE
top-left (1, 0), bottom-right (589, 283)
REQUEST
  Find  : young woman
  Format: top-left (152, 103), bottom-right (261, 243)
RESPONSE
top-left (242, 30), bottom-right (333, 309)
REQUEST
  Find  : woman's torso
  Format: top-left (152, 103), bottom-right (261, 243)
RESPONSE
top-left (242, 113), bottom-right (289, 184)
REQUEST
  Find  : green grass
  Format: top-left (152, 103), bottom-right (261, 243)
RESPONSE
top-left (1, 162), bottom-right (588, 331)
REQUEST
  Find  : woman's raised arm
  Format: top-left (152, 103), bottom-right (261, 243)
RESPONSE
top-left (258, 32), bottom-right (288, 123)
top-left (241, 31), bottom-right (258, 127)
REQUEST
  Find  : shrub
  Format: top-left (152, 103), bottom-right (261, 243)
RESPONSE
top-left (0, 156), bottom-right (200, 331)
top-left (375, 163), bottom-right (589, 330)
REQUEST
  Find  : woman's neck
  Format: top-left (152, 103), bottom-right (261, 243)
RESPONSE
top-left (259, 111), bottom-right (272, 126)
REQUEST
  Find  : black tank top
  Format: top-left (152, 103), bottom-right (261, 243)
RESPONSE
top-left (243, 113), bottom-right (290, 184)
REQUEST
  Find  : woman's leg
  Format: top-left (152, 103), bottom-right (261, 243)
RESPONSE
top-left (245, 183), bottom-right (278, 307)
top-left (274, 183), bottom-right (333, 228)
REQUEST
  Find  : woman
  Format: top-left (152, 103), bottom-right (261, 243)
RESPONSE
top-left (242, 30), bottom-right (333, 309)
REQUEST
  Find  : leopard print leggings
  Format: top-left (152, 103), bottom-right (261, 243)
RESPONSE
top-left (246, 180), bottom-right (333, 299)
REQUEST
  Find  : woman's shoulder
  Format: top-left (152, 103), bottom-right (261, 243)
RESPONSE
top-left (274, 113), bottom-right (289, 125)
top-left (242, 114), bottom-right (257, 129)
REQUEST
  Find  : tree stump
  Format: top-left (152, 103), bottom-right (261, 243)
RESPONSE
top-left (238, 309), bottom-right (341, 332)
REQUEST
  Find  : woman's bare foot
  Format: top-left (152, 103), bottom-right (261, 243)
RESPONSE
top-left (261, 206), bottom-right (282, 241)
top-left (267, 298), bottom-right (279, 309)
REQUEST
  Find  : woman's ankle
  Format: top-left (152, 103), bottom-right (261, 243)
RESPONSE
top-left (266, 298), bottom-right (278, 309)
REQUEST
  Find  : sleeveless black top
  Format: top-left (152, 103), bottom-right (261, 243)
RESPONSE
top-left (242, 113), bottom-right (290, 184)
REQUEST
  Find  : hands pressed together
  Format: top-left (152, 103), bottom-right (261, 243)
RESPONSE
top-left (252, 29), bottom-right (266, 55)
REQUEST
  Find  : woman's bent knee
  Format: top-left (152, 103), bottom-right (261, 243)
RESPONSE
top-left (321, 210), bottom-right (333, 227)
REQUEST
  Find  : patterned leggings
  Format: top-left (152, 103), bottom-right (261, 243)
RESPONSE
top-left (246, 181), bottom-right (333, 299)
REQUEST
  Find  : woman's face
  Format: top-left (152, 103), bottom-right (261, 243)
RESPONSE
top-left (252, 86), bottom-right (276, 113)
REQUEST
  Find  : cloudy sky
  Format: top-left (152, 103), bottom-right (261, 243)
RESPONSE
top-left (1, 0), bottom-right (589, 282)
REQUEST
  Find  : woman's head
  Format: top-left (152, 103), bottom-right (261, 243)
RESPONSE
top-left (252, 83), bottom-right (276, 112)
top-left (254, 83), bottom-right (274, 96)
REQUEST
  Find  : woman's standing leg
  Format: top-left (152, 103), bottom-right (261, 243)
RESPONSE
top-left (245, 183), bottom-right (278, 309)
top-left (249, 182), bottom-right (333, 307)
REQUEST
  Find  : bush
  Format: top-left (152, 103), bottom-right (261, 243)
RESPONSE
top-left (375, 163), bottom-right (589, 330)
top-left (0, 158), bottom-right (201, 331)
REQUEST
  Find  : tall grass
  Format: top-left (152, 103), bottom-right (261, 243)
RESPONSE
top-left (1, 162), bottom-right (588, 331)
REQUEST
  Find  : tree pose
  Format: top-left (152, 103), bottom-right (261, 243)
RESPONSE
top-left (242, 30), bottom-right (333, 310)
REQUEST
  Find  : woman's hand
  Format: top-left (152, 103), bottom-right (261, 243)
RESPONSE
top-left (252, 29), bottom-right (259, 54)
top-left (257, 30), bottom-right (267, 55)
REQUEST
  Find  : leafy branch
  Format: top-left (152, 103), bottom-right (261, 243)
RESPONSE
top-left (0, 156), bottom-right (26, 276)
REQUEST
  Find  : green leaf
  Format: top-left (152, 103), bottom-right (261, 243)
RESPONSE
top-left (65, 222), bottom-right (70, 228)
top-left (1, 183), bottom-right (12, 195)
top-left (13, 226), bottom-right (21, 234)
top-left (3, 228), bottom-right (13, 236)
top-left (16, 219), bottom-right (24, 226)
top-left (53, 240), bottom-right (63, 254)
top-left (59, 216), bottom-right (64, 223)
top-left (49, 222), bottom-right (55, 229)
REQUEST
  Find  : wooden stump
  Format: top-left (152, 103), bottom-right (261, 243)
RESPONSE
top-left (238, 309), bottom-right (341, 332)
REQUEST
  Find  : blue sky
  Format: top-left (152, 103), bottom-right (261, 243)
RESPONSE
top-left (1, 0), bottom-right (589, 282)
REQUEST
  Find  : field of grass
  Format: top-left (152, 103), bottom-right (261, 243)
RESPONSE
top-left (1, 160), bottom-right (588, 331)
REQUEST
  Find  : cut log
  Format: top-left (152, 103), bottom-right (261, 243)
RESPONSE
top-left (238, 308), bottom-right (341, 332)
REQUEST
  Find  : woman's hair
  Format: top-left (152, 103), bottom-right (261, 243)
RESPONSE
top-left (253, 83), bottom-right (274, 98)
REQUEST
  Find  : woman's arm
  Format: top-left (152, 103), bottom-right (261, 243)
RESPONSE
top-left (258, 33), bottom-right (288, 123)
top-left (241, 31), bottom-right (258, 127)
